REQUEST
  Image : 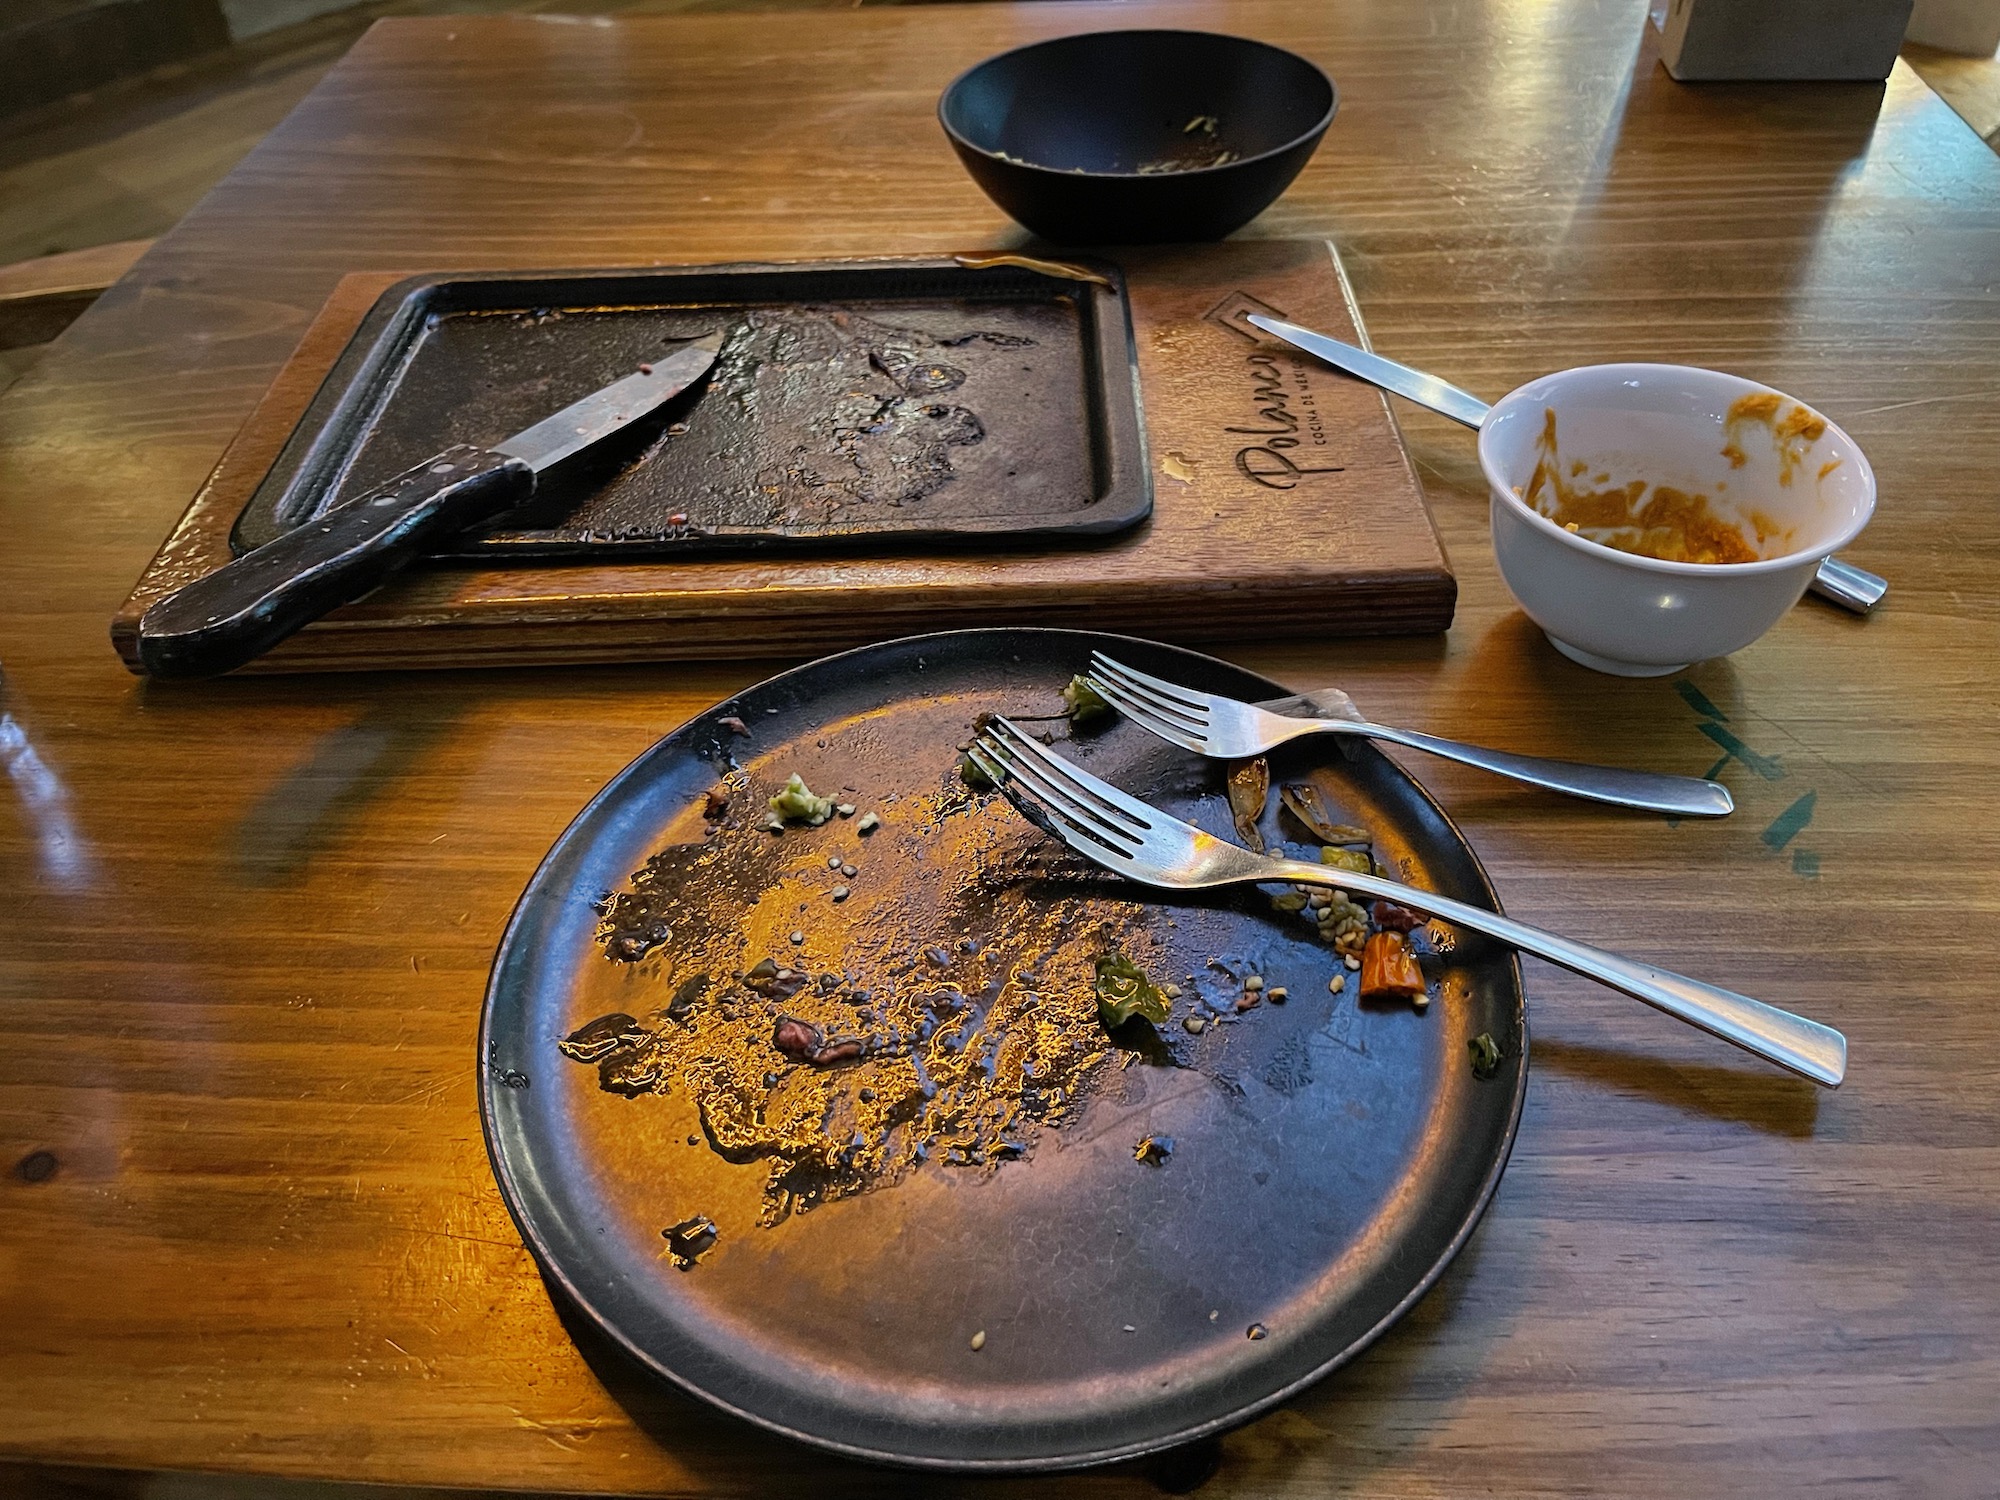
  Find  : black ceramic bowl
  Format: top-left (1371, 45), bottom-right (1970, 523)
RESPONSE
top-left (939, 29), bottom-right (1336, 245)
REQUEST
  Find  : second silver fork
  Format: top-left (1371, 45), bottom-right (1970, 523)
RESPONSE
top-left (969, 717), bottom-right (1845, 1087)
top-left (1084, 652), bottom-right (1733, 818)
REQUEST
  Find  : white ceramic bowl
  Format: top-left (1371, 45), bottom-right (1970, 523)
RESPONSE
top-left (1478, 364), bottom-right (1876, 676)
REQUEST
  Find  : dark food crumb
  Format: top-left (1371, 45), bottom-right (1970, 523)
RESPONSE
top-left (743, 959), bottom-right (807, 1001)
top-left (718, 716), bottom-right (750, 736)
top-left (773, 1015), bottom-right (868, 1068)
top-left (1134, 1134), bottom-right (1174, 1166)
top-left (703, 785), bottom-right (730, 818)
top-left (1246, 1323), bottom-right (1268, 1341)
top-left (663, 1215), bottom-right (718, 1269)
top-left (773, 1016), bottom-right (820, 1060)
top-left (559, 1012), bottom-right (648, 1063)
top-left (1371, 900), bottom-right (1425, 934)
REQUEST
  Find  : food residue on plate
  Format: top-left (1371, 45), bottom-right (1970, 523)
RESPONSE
top-left (767, 772), bottom-right (835, 827)
top-left (1227, 757), bottom-right (1270, 852)
top-left (662, 1215), bottom-right (718, 1269)
top-left (1468, 1032), bottom-right (1504, 1079)
top-left (1360, 931), bottom-right (1425, 1004)
top-left (1521, 408), bottom-right (1790, 565)
top-left (1095, 951), bottom-right (1172, 1031)
top-left (559, 679), bottom-right (1454, 1237)
top-left (1060, 675), bottom-right (1112, 725)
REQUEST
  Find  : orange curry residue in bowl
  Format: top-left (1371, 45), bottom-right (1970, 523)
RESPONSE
top-left (1520, 406), bottom-right (1805, 566)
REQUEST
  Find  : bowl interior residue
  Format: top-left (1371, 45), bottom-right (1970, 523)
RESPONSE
top-left (1480, 365), bottom-right (1874, 569)
top-left (941, 29), bottom-right (1335, 176)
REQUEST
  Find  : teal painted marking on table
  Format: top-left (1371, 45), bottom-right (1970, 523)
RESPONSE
top-left (1673, 678), bottom-right (1821, 880)
top-left (1761, 791), bottom-right (1816, 852)
top-left (1696, 721), bottom-right (1785, 781)
top-left (1674, 680), bottom-right (1729, 722)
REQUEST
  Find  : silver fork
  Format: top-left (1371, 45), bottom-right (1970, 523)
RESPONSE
top-left (1085, 653), bottom-right (1733, 818)
top-left (968, 717), bottom-right (1845, 1087)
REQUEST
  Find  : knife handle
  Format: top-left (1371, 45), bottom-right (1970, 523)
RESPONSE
top-left (138, 445), bottom-right (534, 679)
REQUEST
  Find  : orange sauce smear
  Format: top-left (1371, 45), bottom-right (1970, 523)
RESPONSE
top-left (1522, 408), bottom-right (1785, 566)
top-left (1721, 391), bottom-right (1829, 487)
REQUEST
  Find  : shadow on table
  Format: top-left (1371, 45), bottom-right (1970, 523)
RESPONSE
top-left (552, 1200), bottom-right (1516, 1497)
top-left (551, 1278), bottom-right (1241, 1495)
top-left (125, 656), bottom-right (775, 883)
top-left (1531, 1036), bottom-right (1823, 1137)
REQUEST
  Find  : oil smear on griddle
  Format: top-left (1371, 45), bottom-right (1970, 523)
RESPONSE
top-left (567, 772), bottom-right (1164, 1227)
top-left (580, 308), bottom-right (1035, 536)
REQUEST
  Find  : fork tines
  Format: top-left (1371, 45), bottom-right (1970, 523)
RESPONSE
top-left (970, 717), bottom-right (1150, 866)
top-left (1082, 654), bottom-right (1210, 751)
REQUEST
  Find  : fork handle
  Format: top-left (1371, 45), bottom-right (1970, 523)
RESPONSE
top-left (1305, 721), bottom-right (1734, 818)
top-left (1267, 859), bottom-right (1845, 1086)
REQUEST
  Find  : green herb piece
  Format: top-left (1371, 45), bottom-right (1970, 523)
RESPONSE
top-left (768, 773), bottom-right (835, 825)
top-left (958, 752), bottom-right (994, 790)
top-left (1320, 846), bottom-right (1373, 876)
top-left (1062, 675), bottom-right (1113, 725)
top-left (1468, 1032), bottom-right (1503, 1079)
top-left (1095, 951), bottom-right (1170, 1031)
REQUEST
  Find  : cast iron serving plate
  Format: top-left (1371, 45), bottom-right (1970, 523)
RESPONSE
top-left (479, 629), bottom-right (1526, 1471)
top-left (234, 259), bottom-right (1148, 559)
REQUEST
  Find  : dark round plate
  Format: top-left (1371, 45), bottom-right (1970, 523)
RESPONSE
top-left (479, 629), bottom-right (1526, 1471)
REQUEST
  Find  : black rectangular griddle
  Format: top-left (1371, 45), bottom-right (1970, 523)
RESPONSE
top-left (232, 258), bottom-right (1149, 560)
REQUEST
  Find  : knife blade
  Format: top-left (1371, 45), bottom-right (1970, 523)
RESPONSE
top-left (138, 332), bottom-right (723, 678)
top-left (1245, 313), bottom-right (1887, 615)
top-left (1245, 314), bottom-right (1491, 429)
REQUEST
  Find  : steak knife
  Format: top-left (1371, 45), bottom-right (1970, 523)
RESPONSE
top-left (137, 332), bottom-right (723, 679)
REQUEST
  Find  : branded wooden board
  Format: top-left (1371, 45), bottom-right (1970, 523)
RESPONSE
top-left (112, 238), bottom-right (1454, 672)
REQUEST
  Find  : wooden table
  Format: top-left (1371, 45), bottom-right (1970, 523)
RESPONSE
top-left (3, 2), bottom-right (1996, 1494)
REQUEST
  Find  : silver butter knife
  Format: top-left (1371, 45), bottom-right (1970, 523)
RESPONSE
top-left (1245, 314), bottom-right (1887, 614)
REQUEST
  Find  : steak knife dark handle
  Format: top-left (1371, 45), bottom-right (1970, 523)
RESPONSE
top-left (138, 444), bottom-right (534, 679)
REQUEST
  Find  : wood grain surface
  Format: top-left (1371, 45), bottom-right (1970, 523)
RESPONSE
top-left (106, 239), bottom-right (1453, 671)
top-left (1, 2), bottom-right (1997, 1496)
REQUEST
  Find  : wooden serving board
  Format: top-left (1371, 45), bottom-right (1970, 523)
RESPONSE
top-left (112, 239), bottom-right (1454, 673)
